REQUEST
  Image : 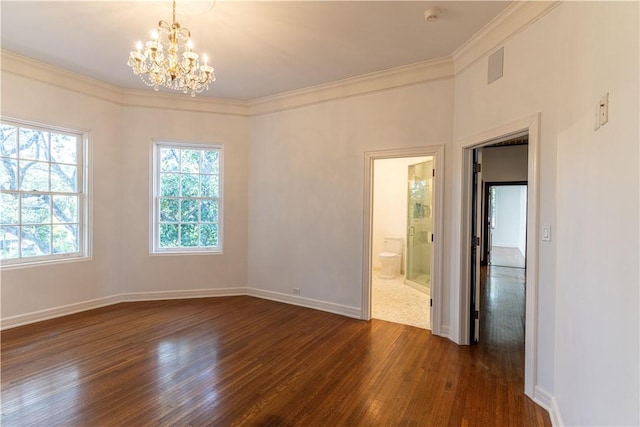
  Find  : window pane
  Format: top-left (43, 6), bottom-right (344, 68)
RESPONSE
top-left (181, 174), bottom-right (199, 197)
top-left (200, 224), bottom-right (218, 247)
top-left (50, 133), bottom-right (77, 165)
top-left (160, 174), bottom-right (180, 197)
top-left (200, 200), bottom-right (218, 223)
top-left (51, 164), bottom-right (77, 193)
top-left (53, 224), bottom-right (78, 254)
top-left (159, 198), bottom-right (179, 222)
top-left (19, 161), bottom-right (49, 191)
top-left (180, 224), bottom-right (198, 247)
top-left (19, 128), bottom-right (49, 161)
top-left (0, 193), bottom-right (19, 225)
top-left (22, 225), bottom-right (51, 257)
top-left (201, 150), bottom-right (219, 174)
top-left (160, 224), bottom-right (178, 248)
top-left (1, 125), bottom-right (18, 159)
top-left (1, 158), bottom-right (18, 190)
top-left (21, 194), bottom-right (51, 224)
top-left (0, 226), bottom-right (19, 259)
top-left (201, 174), bottom-right (219, 197)
top-left (52, 195), bottom-right (78, 224)
top-left (160, 148), bottom-right (179, 172)
top-left (180, 199), bottom-right (198, 222)
top-left (181, 149), bottom-right (200, 173)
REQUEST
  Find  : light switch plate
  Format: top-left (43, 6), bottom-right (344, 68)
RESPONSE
top-left (542, 226), bottom-right (551, 242)
top-left (599, 93), bottom-right (609, 126)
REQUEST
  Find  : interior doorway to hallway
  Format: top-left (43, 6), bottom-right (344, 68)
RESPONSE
top-left (459, 113), bottom-right (540, 398)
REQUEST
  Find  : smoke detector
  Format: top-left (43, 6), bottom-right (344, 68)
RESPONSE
top-left (424, 7), bottom-right (442, 22)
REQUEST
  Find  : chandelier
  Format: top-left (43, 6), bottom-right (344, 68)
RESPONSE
top-left (127, 0), bottom-right (215, 97)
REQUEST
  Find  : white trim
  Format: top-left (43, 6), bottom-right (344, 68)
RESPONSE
top-left (1, 1), bottom-right (556, 117)
top-left (452, 1), bottom-right (561, 75)
top-left (248, 58), bottom-right (454, 116)
top-left (457, 113), bottom-right (540, 399)
top-left (0, 50), bottom-right (249, 117)
top-left (532, 386), bottom-right (563, 427)
top-left (247, 287), bottom-right (361, 319)
top-left (533, 385), bottom-right (553, 412)
top-left (0, 288), bottom-right (248, 330)
top-left (150, 141), bottom-right (224, 254)
top-left (549, 395), bottom-right (564, 427)
top-left (0, 294), bottom-right (122, 330)
top-left (122, 288), bottom-right (246, 302)
top-left (361, 145), bottom-right (445, 336)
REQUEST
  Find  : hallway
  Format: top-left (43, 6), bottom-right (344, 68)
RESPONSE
top-left (472, 265), bottom-right (530, 404)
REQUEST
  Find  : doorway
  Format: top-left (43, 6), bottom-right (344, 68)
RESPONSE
top-left (370, 156), bottom-right (432, 329)
top-left (459, 113), bottom-right (540, 398)
top-left (484, 182), bottom-right (528, 269)
top-left (362, 146), bottom-right (444, 335)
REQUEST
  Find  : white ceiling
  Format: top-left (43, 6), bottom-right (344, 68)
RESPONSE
top-left (1, 1), bottom-right (511, 101)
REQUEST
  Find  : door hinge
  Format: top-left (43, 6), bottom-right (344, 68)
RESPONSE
top-left (432, 169), bottom-right (435, 177)
top-left (430, 298), bottom-right (433, 307)
top-left (474, 310), bottom-right (479, 319)
top-left (472, 236), bottom-right (480, 247)
top-left (474, 163), bottom-right (482, 173)
top-left (431, 233), bottom-right (434, 242)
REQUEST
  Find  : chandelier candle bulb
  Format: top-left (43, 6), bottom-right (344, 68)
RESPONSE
top-left (126, 0), bottom-right (216, 96)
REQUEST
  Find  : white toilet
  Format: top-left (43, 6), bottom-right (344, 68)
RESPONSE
top-left (379, 236), bottom-right (403, 279)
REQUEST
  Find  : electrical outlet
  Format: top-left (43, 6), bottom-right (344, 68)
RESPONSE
top-left (293, 288), bottom-right (301, 295)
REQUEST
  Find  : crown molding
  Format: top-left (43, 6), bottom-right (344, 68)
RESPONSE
top-left (1, 50), bottom-right (125, 105)
top-left (1, 50), bottom-right (250, 117)
top-left (248, 57), bottom-right (454, 116)
top-left (2, 1), bottom-right (560, 118)
top-left (452, 0), bottom-right (562, 75)
top-left (121, 90), bottom-right (249, 116)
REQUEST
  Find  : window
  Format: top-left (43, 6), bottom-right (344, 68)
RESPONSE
top-left (0, 119), bottom-right (88, 266)
top-left (152, 142), bottom-right (222, 253)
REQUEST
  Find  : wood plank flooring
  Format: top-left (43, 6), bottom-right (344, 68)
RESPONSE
top-left (1, 284), bottom-right (550, 426)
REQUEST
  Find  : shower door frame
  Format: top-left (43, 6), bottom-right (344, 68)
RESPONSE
top-left (361, 145), bottom-right (444, 335)
top-left (405, 159), bottom-right (434, 293)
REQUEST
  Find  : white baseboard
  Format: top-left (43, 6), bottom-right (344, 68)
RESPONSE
top-left (0, 288), bottom-right (248, 330)
top-left (1, 287), bottom-right (364, 330)
top-left (122, 287), bottom-right (247, 302)
top-left (534, 385), bottom-right (562, 427)
top-left (0, 294), bottom-right (121, 330)
top-left (437, 324), bottom-right (450, 339)
top-left (247, 287), bottom-right (361, 319)
top-left (550, 395), bottom-right (564, 427)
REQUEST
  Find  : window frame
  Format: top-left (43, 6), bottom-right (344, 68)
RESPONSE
top-left (0, 117), bottom-right (91, 269)
top-left (151, 140), bottom-right (223, 255)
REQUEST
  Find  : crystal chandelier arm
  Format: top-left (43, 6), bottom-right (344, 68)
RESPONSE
top-left (127, 0), bottom-right (216, 96)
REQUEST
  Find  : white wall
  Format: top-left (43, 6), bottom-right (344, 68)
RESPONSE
top-left (120, 107), bottom-right (249, 294)
top-left (371, 156), bottom-right (429, 271)
top-left (454, 2), bottom-right (639, 425)
top-left (491, 185), bottom-right (526, 250)
top-left (0, 69), bottom-right (250, 323)
top-left (248, 79), bottom-right (454, 313)
top-left (0, 71), bottom-right (124, 319)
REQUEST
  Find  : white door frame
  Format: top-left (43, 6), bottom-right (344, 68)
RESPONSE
top-left (362, 145), bottom-right (445, 336)
top-left (459, 113), bottom-right (540, 398)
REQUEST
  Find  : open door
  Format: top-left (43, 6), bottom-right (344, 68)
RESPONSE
top-left (469, 149), bottom-right (482, 343)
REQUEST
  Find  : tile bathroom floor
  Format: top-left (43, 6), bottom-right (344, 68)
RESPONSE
top-left (372, 272), bottom-right (430, 330)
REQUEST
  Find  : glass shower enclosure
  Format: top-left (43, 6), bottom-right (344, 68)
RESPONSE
top-left (406, 160), bottom-right (433, 294)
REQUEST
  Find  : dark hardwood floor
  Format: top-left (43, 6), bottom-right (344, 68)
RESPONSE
top-left (1, 273), bottom-right (550, 426)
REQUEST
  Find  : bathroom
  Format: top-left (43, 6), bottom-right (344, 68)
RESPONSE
top-left (371, 156), bottom-right (433, 329)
